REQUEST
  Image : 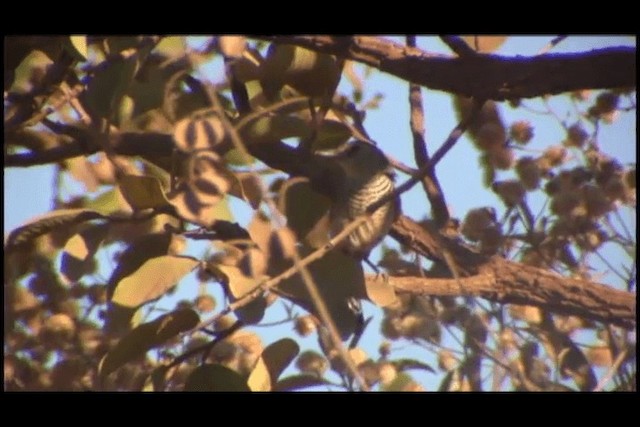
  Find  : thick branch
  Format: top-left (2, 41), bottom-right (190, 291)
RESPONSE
top-left (378, 259), bottom-right (636, 329)
top-left (254, 36), bottom-right (636, 100)
top-left (387, 215), bottom-right (636, 329)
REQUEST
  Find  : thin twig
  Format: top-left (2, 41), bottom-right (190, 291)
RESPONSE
top-left (407, 35), bottom-right (450, 227)
top-left (290, 249), bottom-right (369, 391)
top-left (537, 35), bottom-right (568, 55)
top-left (593, 349), bottom-right (628, 391)
top-left (439, 36), bottom-right (476, 57)
top-left (184, 215), bottom-right (371, 335)
top-left (366, 98), bottom-right (485, 216)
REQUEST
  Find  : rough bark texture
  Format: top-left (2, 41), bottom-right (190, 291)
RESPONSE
top-left (255, 36), bottom-right (636, 101)
top-left (377, 258), bottom-right (636, 329)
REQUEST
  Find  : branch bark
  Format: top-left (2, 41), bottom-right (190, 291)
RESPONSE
top-left (375, 257), bottom-right (636, 329)
top-left (253, 36), bottom-right (636, 100)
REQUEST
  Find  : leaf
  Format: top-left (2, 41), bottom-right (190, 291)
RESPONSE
top-left (68, 35), bottom-right (88, 60)
top-left (81, 52), bottom-right (139, 121)
top-left (118, 175), bottom-right (171, 210)
top-left (274, 374), bottom-right (331, 392)
top-left (107, 233), bottom-right (173, 300)
top-left (234, 294), bottom-right (267, 325)
top-left (228, 172), bottom-right (263, 210)
top-left (392, 358), bottom-right (435, 374)
top-left (278, 177), bottom-right (331, 247)
top-left (260, 44), bottom-right (342, 100)
top-left (364, 274), bottom-right (398, 308)
top-left (261, 338), bottom-right (300, 384)
top-left (460, 36), bottom-right (508, 53)
top-left (112, 255), bottom-right (199, 308)
top-left (247, 356), bottom-right (271, 391)
top-left (173, 115), bottom-right (226, 152)
top-left (381, 372), bottom-right (421, 391)
top-left (99, 308), bottom-right (199, 379)
top-left (218, 36), bottom-right (246, 58)
top-left (60, 252), bottom-right (97, 282)
top-left (213, 264), bottom-right (258, 297)
top-left (184, 364), bottom-right (251, 392)
top-left (6, 209), bottom-right (105, 251)
top-left (63, 223), bottom-right (110, 261)
top-left (84, 188), bottom-right (132, 216)
top-left (169, 188), bottom-right (234, 227)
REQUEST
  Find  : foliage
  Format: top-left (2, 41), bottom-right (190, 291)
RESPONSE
top-left (4, 35), bottom-right (636, 391)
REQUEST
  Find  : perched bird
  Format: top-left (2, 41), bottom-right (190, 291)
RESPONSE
top-left (317, 140), bottom-right (401, 347)
top-left (323, 140), bottom-right (401, 263)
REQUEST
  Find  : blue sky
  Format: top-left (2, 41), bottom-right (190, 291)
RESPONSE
top-left (4, 36), bottom-right (636, 390)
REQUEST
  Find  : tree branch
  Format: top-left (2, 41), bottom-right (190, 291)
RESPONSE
top-left (377, 260), bottom-right (636, 329)
top-left (253, 36), bottom-right (636, 100)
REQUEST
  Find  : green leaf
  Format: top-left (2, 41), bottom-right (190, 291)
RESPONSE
top-left (118, 175), bottom-right (171, 210)
top-left (81, 52), bottom-right (140, 121)
top-left (392, 358), bottom-right (435, 374)
top-left (278, 177), bottom-right (331, 248)
top-left (112, 255), bottom-right (199, 308)
top-left (184, 364), bottom-right (251, 392)
top-left (261, 338), bottom-right (300, 384)
top-left (6, 209), bottom-right (105, 250)
top-left (381, 372), bottom-right (418, 391)
top-left (99, 308), bottom-right (199, 379)
top-left (274, 374), bottom-right (331, 391)
top-left (84, 188), bottom-right (128, 216)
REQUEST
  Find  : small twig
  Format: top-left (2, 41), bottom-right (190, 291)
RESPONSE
top-left (537, 35), bottom-right (568, 55)
top-left (290, 249), bottom-right (369, 391)
top-left (407, 35), bottom-right (450, 227)
top-left (439, 36), bottom-right (477, 57)
top-left (167, 320), bottom-right (245, 371)
top-left (593, 349), bottom-right (628, 391)
top-left (366, 97), bottom-right (485, 217)
top-left (185, 214), bottom-right (372, 336)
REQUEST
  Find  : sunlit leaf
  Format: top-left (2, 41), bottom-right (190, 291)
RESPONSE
top-left (364, 274), bottom-right (398, 308)
top-left (174, 115), bottom-right (226, 153)
top-left (184, 364), bottom-right (251, 392)
top-left (107, 233), bottom-right (173, 300)
top-left (460, 36), bottom-right (508, 53)
top-left (247, 356), bottom-right (271, 391)
top-left (260, 44), bottom-right (342, 100)
top-left (99, 308), bottom-right (199, 379)
top-left (68, 35), bottom-right (88, 60)
top-left (112, 255), bottom-right (199, 308)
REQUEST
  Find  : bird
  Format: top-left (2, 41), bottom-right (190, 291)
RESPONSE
top-left (317, 140), bottom-right (401, 347)
top-left (323, 140), bottom-right (401, 263)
